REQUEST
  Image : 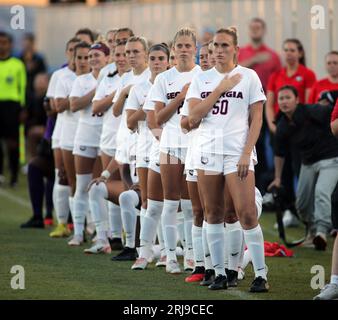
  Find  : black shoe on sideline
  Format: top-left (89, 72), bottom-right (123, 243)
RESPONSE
top-left (108, 237), bottom-right (124, 251)
top-left (200, 269), bottom-right (215, 286)
top-left (226, 269), bottom-right (238, 287)
top-left (208, 274), bottom-right (228, 290)
top-left (111, 247), bottom-right (138, 261)
top-left (20, 217), bottom-right (44, 229)
top-left (249, 276), bottom-right (269, 293)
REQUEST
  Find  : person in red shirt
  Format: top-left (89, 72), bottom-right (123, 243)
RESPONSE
top-left (238, 17), bottom-right (281, 91)
top-left (308, 51), bottom-right (338, 104)
top-left (266, 39), bottom-right (317, 133)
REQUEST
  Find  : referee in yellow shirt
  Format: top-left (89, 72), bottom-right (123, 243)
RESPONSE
top-left (0, 31), bottom-right (27, 187)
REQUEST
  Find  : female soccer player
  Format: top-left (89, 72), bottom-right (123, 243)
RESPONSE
top-left (50, 41), bottom-right (90, 238)
top-left (68, 42), bottom-right (109, 246)
top-left (127, 43), bottom-right (171, 270)
top-left (152, 28), bottom-right (201, 274)
top-left (187, 27), bottom-right (268, 292)
top-left (82, 41), bottom-right (131, 254)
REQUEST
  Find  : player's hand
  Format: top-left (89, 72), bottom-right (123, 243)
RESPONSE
top-left (217, 74), bottom-right (242, 94)
top-left (178, 83), bottom-right (190, 100)
top-left (87, 177), bottom-right (107, 192)
top-left (122, 85), bottom-right (133, 97)
top-left (267, 178), bottom-right (281, 191)
top-left (237, 153), bottom-right (250, 180)
top-left (268, 122), bottom-right (277, 135)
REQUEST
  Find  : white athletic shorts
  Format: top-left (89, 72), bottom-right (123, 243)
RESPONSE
top-left (186, 169), bottom-right (198, 182)
top-left (100, 148), bottom-right (116, 158)
top-left (148, 141), bottom-right (160, 174)
top-left (115, 133), bottom-right (137, 165)
top-left (160, 147), bottom-right (187, 164)
top-left (59, 120), bottom-right (78, 151)
top-left (195, 152), bottom-right (256, 176)
top-left (51, 116), bottom-right (62, 149)
top-left (73, 145), bottom-right (101, 158)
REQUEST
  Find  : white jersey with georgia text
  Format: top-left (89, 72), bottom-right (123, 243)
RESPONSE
top-left (150, 65), bottom-right (201, 149)
top-left (185, 65), bottom-right (266, 156)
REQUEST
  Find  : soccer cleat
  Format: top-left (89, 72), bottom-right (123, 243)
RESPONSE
top-left (313, 232), bottom-right (327, 251)
top-left (200, 269), bottom-right (215, 286)
top-left (313, 283), bottom-right (338, 300)
top-left (166, 260), bottom-right (182, 274)
top-left (185, 266), bottom-right (205, 283)
top-left (68, 235), bottom-right (84, 246)
top-left (131, 257), bottom-right (148, 270)
top-left (49, 223), bottom-right (71, 238)
top-left (84, 240), bottom-right (111, 254)
top-left (20, 217), bottom-right (44, 229)
top-left (249, 276), bottom-right (269, 293)
top-left (111, 247), bottom-right (138, 261)
top-left (226, 269), bottom-right (238, 287)
top-left (184, 257), bottom-right (194, 271)
top-left (208, 274), bottom-right (228, 290)
top-left (108, 237), bottom-right (124, 251)
top-left (155, 255), bottom-right (167, 267)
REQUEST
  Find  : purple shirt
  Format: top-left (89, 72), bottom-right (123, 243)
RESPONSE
top-left (43, 117), bottom-right (55, 140)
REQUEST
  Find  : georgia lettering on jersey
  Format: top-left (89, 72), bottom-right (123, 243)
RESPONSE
top-left (185, 65), bottom-right (266, 156)
top-left (151, 65), bottom-right (201, 149)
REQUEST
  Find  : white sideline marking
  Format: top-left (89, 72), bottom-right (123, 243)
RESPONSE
top-left (0, 188), bottom-right (31, 209)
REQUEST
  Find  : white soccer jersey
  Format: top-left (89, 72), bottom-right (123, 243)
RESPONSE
top-left (93, 72), bottom-right (122, 151)
top-left (70, 72), bottom-right (102, 147)
top-left (150, 65), bottom-right (201, 149)
top-left (54, 71), bottom-right (79, 148)
top-left (125, 79), bottom-right (154, 164)
top-left (70, 72), bottom-right (101, 126)
top-left (185, 65), bottom-right (266, 155)
top-left (48, 67), bottom-right (74, 145)
top-left (113, 68), bottom-right (151, 149)
top-left (97, 62), bottom-right (117, 84)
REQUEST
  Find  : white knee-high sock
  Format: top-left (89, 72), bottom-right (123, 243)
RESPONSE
top-left (202, 221), bottom-right (212, 270)
top-left (162, 199), bottom-right (180, 261)
top-left (176, 211), bottom-right (185, 249)
top-left (88, 183), bottom-right (108, 241)
top-left (73, 174), bottom-right (92, 237)
top-left (140, 199), bottom-right (163, 259)
top-left (54, 184), bottom-right (71, 224)
top-left (119, 190), bottom-right (139, 249)
top-left (226, 221), bottom-right (243, 272)
top-left (181, 199), bottom-right (193, 260)
top-left (207, 223), bottom-right (225, 276)
top-left (243, 224), bottom-right (266, 279)
top-left (140, 207), bottom-right (147, 231)
top-left (192, 225), bottom-right (204, 267)
top-left (53, 169), bottom-right (59, 211)
top-left (224, 225), bottom-right (229, 269)
top-left (157, 215), bottom-right (166, 258)
top-left (108, 202), bottom-right (122, 239)
top-left (69, 196), bottom-right (74, 223)
top-left (241, 248), bottom-right (252, 270)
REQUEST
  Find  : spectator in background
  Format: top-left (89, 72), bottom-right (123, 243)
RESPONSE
top-left (238, 18), bottom-right (281, 194)
top-left (268, 85), bottom-right (338, 251)
top-left (265, 38), bottom-right (316, 228)
top-left (19, 33), bottom-right (47, 114)
top-left (0, 31), bottom-right (27, 187)
top-left (25, 73), bottom-right (49, 161)
top-left (308, 51), bottom-right (338, 104)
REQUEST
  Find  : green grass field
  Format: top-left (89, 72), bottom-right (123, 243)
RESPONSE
top-left (0, 172), bottom-right (333, 300)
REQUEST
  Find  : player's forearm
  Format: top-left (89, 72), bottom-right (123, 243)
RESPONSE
top-left (92, 93), bottom-right (115, 114)
top-left (274, 156), bottom-right (285, 181)
top-left (127, 109), bottom-right (146, 131)
top-left (155, 95), bottom-right (184, 126)
top-left (188, 90), bottom-right (220, 126)
top-left (243, 103), bottom-right (263, 155)
top-left (70, 89), bottom-right (96, 112)
top-left (331, 119), bottom-right (338, 138)
top-left (55, 98), bottom-right (69, 112)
